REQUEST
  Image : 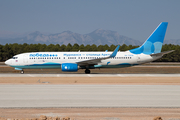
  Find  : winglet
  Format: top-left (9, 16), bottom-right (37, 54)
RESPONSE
top-left (109, 45), bottom-right (120, 57)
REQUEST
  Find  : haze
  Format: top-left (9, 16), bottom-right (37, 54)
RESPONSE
top-left (0, 0), bottom-right (180, 42)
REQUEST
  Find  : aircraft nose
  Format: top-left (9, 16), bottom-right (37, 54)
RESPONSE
top-left (5, 59), bottom-right (11, 65)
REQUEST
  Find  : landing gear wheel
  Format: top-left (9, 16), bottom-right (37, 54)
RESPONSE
top-left (85, 69), bottom-right (90, 74)
top-left (21, 70), bottom-right (24, 74)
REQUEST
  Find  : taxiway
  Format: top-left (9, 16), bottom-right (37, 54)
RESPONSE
top-left (1, 73), bottom-right (180, 77)
top-left (0, 85), bottom-right (180, 108)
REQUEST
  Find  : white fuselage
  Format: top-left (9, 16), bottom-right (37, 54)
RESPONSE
top-left (5, 51), bottom-right (160, 69)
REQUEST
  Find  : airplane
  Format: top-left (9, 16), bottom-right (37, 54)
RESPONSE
top-left (5, 22), bottom-right (174, 74)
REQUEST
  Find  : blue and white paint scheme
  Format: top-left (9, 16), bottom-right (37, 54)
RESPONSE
top-left (5, 22), bottom-right (174, 74)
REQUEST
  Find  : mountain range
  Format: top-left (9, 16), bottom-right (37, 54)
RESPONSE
top-left (0, 29), bottom-right (179, 46)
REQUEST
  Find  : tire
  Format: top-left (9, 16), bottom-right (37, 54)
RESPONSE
top-left (85, 69), bottom-right (90, 74)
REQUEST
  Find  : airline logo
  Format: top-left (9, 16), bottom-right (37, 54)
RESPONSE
top-left (29, 53), bottom-right (58, 57)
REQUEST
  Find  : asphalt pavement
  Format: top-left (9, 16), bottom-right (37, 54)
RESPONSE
top-left (0, 85), bottom-right (180, 108)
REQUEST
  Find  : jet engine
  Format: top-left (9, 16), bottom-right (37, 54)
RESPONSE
top-left (61, 63), bottom-right (78, 72)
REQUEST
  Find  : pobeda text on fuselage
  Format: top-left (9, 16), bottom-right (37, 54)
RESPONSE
top-left (5, 22), bottom-right (174, 74)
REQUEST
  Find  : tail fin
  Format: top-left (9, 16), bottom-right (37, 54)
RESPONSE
top-left (129, 22), bottom-right (168, 55)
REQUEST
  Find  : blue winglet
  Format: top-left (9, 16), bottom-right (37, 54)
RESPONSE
top-left (109, 45), bottom-right (120, 57)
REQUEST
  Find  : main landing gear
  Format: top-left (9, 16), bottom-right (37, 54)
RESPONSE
top-left (85, 69), bottom-right (90, 74)
top-left (21, 70), bottom-right (24, 74)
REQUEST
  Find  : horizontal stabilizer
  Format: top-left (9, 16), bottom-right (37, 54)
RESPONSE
top-left (150, 50), bottom-right (174, 56)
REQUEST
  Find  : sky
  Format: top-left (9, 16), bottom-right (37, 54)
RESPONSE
top-left (0, 0), bottom-right (180, 42)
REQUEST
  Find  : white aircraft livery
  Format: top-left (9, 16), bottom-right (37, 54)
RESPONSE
top-left (5, 22), bottom-right (174, 74)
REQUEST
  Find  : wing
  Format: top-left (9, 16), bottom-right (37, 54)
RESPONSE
top-left (76, 45), bottom-right (120, 66)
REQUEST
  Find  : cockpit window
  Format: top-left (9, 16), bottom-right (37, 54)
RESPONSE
top-left (12, 57), bottom-right (18, 59)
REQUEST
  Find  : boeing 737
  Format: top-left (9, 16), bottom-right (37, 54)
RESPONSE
top-left (5, 22), bottom-right (174, 74)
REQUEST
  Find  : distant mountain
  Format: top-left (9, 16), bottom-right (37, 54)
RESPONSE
top-left (87, 29), bottom-right (141, 45)
top-left (164, 39), bottom-right (180, 45)
top-left (0, 29), bottom-right (142, 46)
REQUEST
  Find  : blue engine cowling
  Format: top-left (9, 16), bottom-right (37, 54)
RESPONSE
top-left (61, 63), bottom-right (78, 72)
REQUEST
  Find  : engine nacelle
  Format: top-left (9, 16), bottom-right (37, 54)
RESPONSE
top-left (61, 63), bottom-right (78, 72)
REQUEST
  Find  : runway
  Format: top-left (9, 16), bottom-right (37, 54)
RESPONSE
top-left (0, 85), bottom-right (180, 108)
top-left (1, 73), bottom-right (180, 77)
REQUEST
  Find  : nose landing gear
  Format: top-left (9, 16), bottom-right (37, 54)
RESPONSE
top-left (21, 70), bottom-right (24, 74)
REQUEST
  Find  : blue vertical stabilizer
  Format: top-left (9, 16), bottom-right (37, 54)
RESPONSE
top-left (129, 22), bottom-right (168, 54)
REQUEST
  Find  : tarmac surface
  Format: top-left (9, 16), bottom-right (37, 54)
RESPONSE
top-left (1, 73), bottom-right (180, 77)
top-left (1, 63), bottom-right (180, 119)
top-left (0, 85), bottom-right (180, 108)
